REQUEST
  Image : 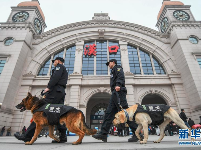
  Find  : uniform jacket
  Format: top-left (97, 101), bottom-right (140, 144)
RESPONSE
top-left (47, 63), bottom-right (68, 90)
top-left (33, 104), bottom-right (75, 125)
top-left (133, 104), bottom-right (170, 125)
top-left (110, 65), bottom-right (125, 91)
top-left (45, 63), bottom-right (68, 104)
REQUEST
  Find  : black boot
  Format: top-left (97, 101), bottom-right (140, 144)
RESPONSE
top-left (128, 133), bottom-right (139, 142)
top-left (92, 133), bottom-right (107, 142)
top-left (14, 133), bottom-right (32, 142)
top-left (52, 130), bottom-right (67, 143)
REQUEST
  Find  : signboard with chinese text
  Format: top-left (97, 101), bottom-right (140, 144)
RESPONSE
top-left (108, 45), bottom-right (119, 54)
top-left (84, 44), bottom-right (97, 56)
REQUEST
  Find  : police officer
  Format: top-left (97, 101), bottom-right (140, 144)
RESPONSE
top-left (92, 59), bottom-right (139, 142)
top-left (14, 57), bottom-right (68, 143)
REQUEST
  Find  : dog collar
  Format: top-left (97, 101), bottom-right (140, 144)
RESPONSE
top-left (123, 109), bottom-right (129, 121)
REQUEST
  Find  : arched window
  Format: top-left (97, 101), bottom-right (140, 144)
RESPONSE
top-left (140, 50), bottom-right (154, 75)
top-left (82, 42), bottom-right (95, 75)
top-left (82, 40), bottom-right (120, 75)
top-left (38, 57), bottom-right (51, 76)
top-left (64, 46), bottom-right (76, 75)
top-left (152, 57), bottom-right (166, 74)
top-left (128, 46), bottom-right (141, 74)
top-left (128, 45), bottom-right (166, 75)
top-left (37, 45), bottom-right (75, 76)
top-left (96, 41), bottom-right (108, 75)
top-left (109, 41), bottom-right (121, 66)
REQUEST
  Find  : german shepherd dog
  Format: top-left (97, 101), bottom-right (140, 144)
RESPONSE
top-left (113, 104), bottom-right (191, 144)
top-left (16, 92), bottom-right (97, 145)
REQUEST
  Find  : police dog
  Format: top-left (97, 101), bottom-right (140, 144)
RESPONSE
top-left (113, 104), bottom-right (191, 144)
top-left (16, 92), bottom-right (97, 145)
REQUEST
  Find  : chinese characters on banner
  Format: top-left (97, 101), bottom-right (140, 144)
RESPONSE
top-left (84, 44), bottom-right (119, 56)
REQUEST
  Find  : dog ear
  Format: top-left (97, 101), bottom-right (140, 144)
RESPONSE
top-left (27, 92), bottom-right (32, 97)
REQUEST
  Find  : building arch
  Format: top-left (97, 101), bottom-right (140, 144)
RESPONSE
top-left (138, 89), bottom-right (172, 106)
top-left (37, 45), bottom-right (76, 76)
top-left (83, 87), bottom-right (111, 107)
top-left (85, 92), bottom-right (111, 128)
top-left (25, 22), bottom-right (177, 76)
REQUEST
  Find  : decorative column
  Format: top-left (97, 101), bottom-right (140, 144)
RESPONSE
top-left (119, 41), bottom-right (130, 73)
top-left (69, 40), bottom-right (83, 108)
top-left (73, 41), bottom-right (84, 74)
top-left (119, 41), bottom-right (135, 105)
top-left (68, 85), bottom-right (81, 109)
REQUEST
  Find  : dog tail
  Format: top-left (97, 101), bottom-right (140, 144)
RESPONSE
top-left (80, 111), bottom-right (97, 135)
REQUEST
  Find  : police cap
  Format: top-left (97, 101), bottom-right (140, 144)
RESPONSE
top-left (52, 57), bottom-right (64, 63)
top-left (106, 59), bottom-right (117, 66)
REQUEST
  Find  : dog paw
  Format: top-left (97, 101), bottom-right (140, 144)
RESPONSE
top-left (55, 138), bottom-right (60, 142)
top-left (153, 141), bottom-right (160, 143)
top-left (25, 142), bottom-right (32, 145)
top-left (72, 142), bottom-right (81, 145)
top-left (140, 141), bottom-right (147, 144)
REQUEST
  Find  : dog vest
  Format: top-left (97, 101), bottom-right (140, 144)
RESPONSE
top-left (133, 104), bottom-right (170, 125)
top-left (33, 104), bottom-right (75, 125)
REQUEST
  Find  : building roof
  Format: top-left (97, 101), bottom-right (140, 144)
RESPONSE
top-left (157, 1), bottom-right (184, 20)
top-left (17, 1), bottom-right (45, 21)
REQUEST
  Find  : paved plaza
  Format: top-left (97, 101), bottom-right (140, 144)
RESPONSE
top-left (0, 135), bottom-right (200, 150)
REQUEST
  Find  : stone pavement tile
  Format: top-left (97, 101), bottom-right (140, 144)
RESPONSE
top-left (0, 135), bottom-right (200, 150)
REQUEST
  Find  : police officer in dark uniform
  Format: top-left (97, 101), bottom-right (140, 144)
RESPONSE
top-left (92, 59), bottom-right (139, 142)
top-left (14, 57), bottom-right (68, 143)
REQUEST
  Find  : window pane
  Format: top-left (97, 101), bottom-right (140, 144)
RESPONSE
top-left (96, 41), bottom-right (108, 75)
top-left (82, 41), bottom-right (95, 75)
top-left (37, 57), bottom-right (51, 76)
top-left (0, 59), bottom-right (6, 75)
top-left (64, 46), bottom-right (76, 75)
top-left (153, 57), bottom-right (166, 75)
top-left (139, 50), bottom-right (154, 75)
top-left (197, 58), bottom-right (201, 69)
top-left (128, 45), bottom-right (141, 74)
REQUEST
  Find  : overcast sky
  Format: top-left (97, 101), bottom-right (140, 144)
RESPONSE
top-left (0, 0), bottom-right (201, 32)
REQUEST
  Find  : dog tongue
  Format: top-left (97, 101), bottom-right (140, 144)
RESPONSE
top-left (20, 107), bottom-right (24, 112)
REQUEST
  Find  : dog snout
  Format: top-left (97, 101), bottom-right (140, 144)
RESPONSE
top-left (16, 103), bottom-right (26, 112)
top-left (16, 104), bottom-right (23, 109)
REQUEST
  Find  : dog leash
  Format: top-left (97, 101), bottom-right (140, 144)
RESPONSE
top-left (123, 109), bottom-right (130, 121)
top-left (115, 91), bottom-right (129, 121)
top-left (34, 90), bottom-right (47, 99)
top-left (114, 91), bottom-right (123, 111)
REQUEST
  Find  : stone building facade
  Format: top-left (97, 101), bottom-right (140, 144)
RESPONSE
top-left (0, 0), bottom-right (201, 133)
